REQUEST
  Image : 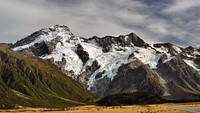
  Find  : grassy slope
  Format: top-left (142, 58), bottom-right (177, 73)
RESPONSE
top-left (0, 47), bottom-right (95, 108)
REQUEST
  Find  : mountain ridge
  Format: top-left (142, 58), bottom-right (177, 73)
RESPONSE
top-left (11, 25), bottom-right (200, 100)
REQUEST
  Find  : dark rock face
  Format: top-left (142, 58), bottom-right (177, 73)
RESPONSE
top-left (157, 57), bottom-right (200, 99)
top-left (13, 41), bottom-right (50, 57)
top-left (30, 41), bottom-right (49, 56)
top-left (128, 33), bottom-right (147, 47)
top-left (194, 58), bottom-right (200, 67)
top-left (78, 60), bottom-right (100, 84)
top-left (88, 58), bottom-right (166, 97)
top-left (87, 33), bottom-right (146, 52)
top-left (103, 59), bottom-right (165, 97)
top-left (165, 81), bottom-right (200, 100)
top-left (185, 46), bottom-right (194, 51)
top-left (154, 43), bottom-right (183, 55)
top-left (12, 32), bottom-right (41, 48)
top-left (154, 43), bottom-right (172, 48)
top-left (91, 76), bottom-right (112, 97)
top-left (158, 54), bottom-right (168, 63)
top-left (75, 44), bottom-right (89, 64)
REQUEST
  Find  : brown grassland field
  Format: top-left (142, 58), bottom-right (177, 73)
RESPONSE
top-left (0, 102), bottom-right (199, 113)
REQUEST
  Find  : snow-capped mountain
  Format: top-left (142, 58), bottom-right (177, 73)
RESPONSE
top-left (12, 25), bottom-right (200, 100)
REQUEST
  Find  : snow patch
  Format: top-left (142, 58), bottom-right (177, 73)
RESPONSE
top-left (42, 35), bottom-right (83, 76)
top-left (81, 42), bottom-right (103, 59)
top-left (84, 43), bottom-right (136, 90)
top-left (124, 36), bottom-right (129, 41)
top-left (152, 46), bottom-right (175, 63)
top-left (154, 46), bottom-right (169, 53)
top-left (134, 47), bottom-right (161, 69)
top-left (184, 59), bottom-right (200, 71)
top-left (163, 56), bottom-right (175, 63)
top-left (186, 53), bottom-right (193, 58)
top-left (172, 45), bottom-right (182, 54)
top-left (13, 25), bottom-right (72, 51)
top-left (192, 51), bottom-right (200, 56)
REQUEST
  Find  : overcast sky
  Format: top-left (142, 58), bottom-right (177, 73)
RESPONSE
top-left (0, 0), bottom-right (199, 47)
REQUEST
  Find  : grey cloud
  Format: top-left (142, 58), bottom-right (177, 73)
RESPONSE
top-left (47, 0), bottom-right (84, 4)
top-left (0, 0), bottom-right (199, 47)
top-left (161, 36), bottom-right (194, 47)
top-left (45, 0), bottom-right (88, 7)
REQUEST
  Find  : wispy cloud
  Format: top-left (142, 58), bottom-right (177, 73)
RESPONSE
top-left (163, 0), bottom-right (200, 13)
top-left (0, 0), bottom-right (199, 47)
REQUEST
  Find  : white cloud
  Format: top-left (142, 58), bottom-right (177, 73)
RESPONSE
top-left (163, 0), bottom-right (200, 13)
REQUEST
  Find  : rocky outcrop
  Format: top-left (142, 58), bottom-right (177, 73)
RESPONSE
top-left (75, 44), bottom-right (89, 64)
top-left (154, 43), bottom-right (183, 55)
top-left (30, 41), bottom-right (49, 56)
top-left (87, 33), bottom-right (147, 52)
top-left (78, 60), bottom-right (100, 84)
top-left (157, 56), bottom-right (200, 100)
top-left (194, 58), bottom-right (200, 67)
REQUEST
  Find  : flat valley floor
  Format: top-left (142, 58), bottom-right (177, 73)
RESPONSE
top-left (0, 102), bottom-right (200, 113)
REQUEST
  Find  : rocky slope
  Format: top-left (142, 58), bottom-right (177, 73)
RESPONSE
top-left (0, 46), bottom-right (94, 108)
top-left (12, 25), bottom-right (200, 100)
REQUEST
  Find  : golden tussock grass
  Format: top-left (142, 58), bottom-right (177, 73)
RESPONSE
top-left (1, 102), bottom-right (199, 113)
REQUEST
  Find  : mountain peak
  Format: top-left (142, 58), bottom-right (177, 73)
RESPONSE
top-left (49, 24), bottom-right (70, 33)
top-left (12, 25), bottom-right (73, 51)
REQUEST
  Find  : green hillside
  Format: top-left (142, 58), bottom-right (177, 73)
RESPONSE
top-left (0, 47), bottom-right (95, 108)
